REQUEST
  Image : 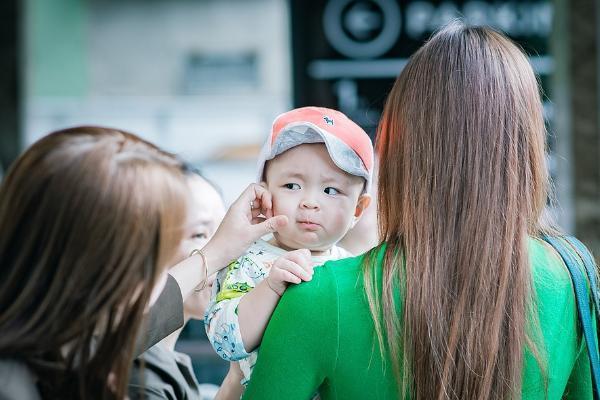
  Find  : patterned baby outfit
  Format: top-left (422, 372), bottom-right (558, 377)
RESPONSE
top-left (204, 238), bottom-right (352, 385)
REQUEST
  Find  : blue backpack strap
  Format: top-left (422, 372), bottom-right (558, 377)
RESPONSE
top-left (542, 235), bottom-right (600, 399)
top-left (563, 236), bottom-right (600, 314)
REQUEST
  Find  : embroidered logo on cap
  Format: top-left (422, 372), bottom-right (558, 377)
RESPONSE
top-left (323, 116), bottom-right (334, 125)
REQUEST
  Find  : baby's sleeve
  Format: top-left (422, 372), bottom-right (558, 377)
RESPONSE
top-left (204, 255), bottom-right (261, 362)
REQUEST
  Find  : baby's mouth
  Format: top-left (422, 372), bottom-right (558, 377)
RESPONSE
top-left (297, 219), bottom-right (321, 230)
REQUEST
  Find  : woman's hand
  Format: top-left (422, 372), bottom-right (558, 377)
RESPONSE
top-left (170, 184), bottom-right (288, 301)
top-left (202, 184), bottom-right (289, 274)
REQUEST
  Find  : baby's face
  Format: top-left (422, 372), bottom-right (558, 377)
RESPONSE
top-left (264, 144), bottom-right (369, 254)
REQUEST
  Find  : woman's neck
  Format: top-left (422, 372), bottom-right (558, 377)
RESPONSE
top-left (162, 327), bottom-right (183, 351)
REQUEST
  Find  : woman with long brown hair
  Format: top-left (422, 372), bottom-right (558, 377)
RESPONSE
top-left (0, 126), bottom-right (287, 399)
top-left (244, 22), bottom-right (594, 399)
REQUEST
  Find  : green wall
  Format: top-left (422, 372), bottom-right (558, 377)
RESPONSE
top-left (26, 0), bottom-right (88, 97)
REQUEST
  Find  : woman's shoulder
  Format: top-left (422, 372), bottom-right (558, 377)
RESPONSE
top-left (322, 250), bottom-right (367, 272)
top-left (527, 236), bottom-right (582, 343)
top-left (290, 246), bottom-right (387, 303)
top-left (282, 249), bottom-right (369, 304)
top-left (319, 247), bottom-right (377, 284)
top-left (524, 236), bottom-right (591, 396)
top-left (527, 236), bottom-right (575, 292)
top-left (129, 343), bottom-right (200, 400)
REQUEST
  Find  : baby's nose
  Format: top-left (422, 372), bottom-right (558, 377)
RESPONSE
top-left (300, 198), bottom-right (319, 209)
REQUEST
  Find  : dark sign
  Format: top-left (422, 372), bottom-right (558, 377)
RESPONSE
top-left (290, 0), bottom-right (553, 138)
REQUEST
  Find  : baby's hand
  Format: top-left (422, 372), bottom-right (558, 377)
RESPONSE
top-left (266, 249), bottom-right (313, 296)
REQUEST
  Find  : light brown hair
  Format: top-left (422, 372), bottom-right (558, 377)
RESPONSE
top-left (0, 127), bottom-right (188, 399)
top-left (365, 21), bottom-right (549, 399)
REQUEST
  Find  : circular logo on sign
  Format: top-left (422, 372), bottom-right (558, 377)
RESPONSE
top-left (323, 0), bottom-right (401, 59)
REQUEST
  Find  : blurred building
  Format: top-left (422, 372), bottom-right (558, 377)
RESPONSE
top-left (22, 0), bottom-right (293, 205)
top-left (1, 0), bottom-right (599, 388)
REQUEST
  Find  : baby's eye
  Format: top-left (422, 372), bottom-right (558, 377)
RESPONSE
top-left (324, 187), bottom-right (340, 195)
top-left (284, 183), bottom-right (301, 190)
top-left (191, 232), bottom-right (208, 240)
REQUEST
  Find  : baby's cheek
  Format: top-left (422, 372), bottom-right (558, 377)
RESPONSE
top-left (272, 197), bottom-right (294, 218)
top-left (328, 208), bottom-right (352, 233)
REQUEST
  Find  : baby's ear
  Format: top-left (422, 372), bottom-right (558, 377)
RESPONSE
top-left (259, 181), bottom-right (268, 189)
top-left (353, 194), bottom-right (372, 219)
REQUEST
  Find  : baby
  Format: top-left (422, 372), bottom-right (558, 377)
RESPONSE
top-left (205, 106), bottom-right (374, 392)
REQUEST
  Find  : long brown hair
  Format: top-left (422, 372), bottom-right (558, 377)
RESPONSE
top-left (366, 22), bottom-right (550, 399)
top-left (0, 127), bottom-right (188, 399)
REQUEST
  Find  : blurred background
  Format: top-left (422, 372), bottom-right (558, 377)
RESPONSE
top-left (0, 0), bottom-right (599, 387)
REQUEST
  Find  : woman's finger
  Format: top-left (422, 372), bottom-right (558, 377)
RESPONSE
top-left (233, 184), bottom-right (274, 220)
top-left (230, 184), bottom-right (266, 214)
top-left (251, 207), bottom-right (263, 220)
top-left (251, 215), bottom-right (288, 238)
top-left (254, 185), bottom-right (273, 215)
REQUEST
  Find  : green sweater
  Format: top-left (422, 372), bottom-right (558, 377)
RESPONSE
top-left (244, 238), bottom-right (592, 399)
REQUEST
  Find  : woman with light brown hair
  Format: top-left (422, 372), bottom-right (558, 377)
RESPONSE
top-left (0, 126), bottom-right (287, 399)
top-left (244, 22), bottom-right (594, 399)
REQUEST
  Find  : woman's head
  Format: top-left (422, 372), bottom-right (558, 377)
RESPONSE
top-left (377, 21), bottom-right (548, 241)
top-left (0, 126), bottom-right (189, 398)
top-left (368, 22), bottom-right (549, 399)
top-left (174, 170), bottom-right (226, 320)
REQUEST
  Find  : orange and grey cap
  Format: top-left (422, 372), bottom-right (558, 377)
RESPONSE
top-left (257, 106), bottom-right (374, 191)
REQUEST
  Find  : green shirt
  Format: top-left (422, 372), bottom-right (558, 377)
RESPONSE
top-left (244, 238), bottom-right (592, 399)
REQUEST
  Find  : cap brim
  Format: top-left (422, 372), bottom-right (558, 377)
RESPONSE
top-left (256, 122), bottom-right (372, 192)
